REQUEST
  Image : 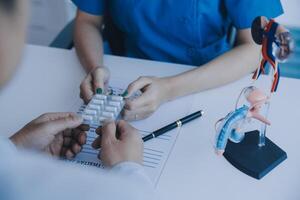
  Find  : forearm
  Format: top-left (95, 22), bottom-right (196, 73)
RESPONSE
top-left (0, 146), bottom-right (154, 200)
top-left (166, 43), bottom-right (261, 101)
top-left (74, 19), bottom-right (104, 73)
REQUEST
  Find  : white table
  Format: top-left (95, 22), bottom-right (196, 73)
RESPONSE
top-left (0, 45), bottom-right (299, 200)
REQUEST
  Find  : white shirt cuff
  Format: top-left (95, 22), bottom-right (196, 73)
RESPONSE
top-left (111, 161), bottom-right (153, 185)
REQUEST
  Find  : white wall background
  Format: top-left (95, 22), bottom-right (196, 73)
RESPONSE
top-left (277, 0), bottom-right (300, 27)
top-left (26, 0), bottom-right (300, 46)
top-left (27, 0), bottom-right (76, 46)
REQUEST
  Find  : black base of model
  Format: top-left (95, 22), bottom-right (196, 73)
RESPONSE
top-left (224, 130), bottom-right (287, 180)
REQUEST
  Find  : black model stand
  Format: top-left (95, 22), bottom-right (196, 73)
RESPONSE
top-left (224, 130), bottom-right (287, 179)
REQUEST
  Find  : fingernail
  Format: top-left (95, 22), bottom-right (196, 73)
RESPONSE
top-left (122, 90), bottom-right (128, 97)
top-left (96, 88), bottom-right (103, 94)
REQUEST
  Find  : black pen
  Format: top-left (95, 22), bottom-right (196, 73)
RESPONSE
top-left (142, 110), bottom-right (204, 142)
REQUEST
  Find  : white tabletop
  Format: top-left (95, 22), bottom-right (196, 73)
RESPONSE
top-left (0, 45), bottom-right (299, 200)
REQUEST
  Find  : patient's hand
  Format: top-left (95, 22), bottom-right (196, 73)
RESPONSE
top-left (10, 112), bottom-right (88, 159)
top-left (92, 120), bottom-right (143, 167)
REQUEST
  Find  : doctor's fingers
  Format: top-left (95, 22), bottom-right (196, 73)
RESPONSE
top-left (31, 112), bottom-right (78, 124)
top-left (61, 132), bottom-right (87, 158)
top-left (116, 120), bottom-right (141, 141)
top-left (61, 140), bottom-right (83, 159)
top-left (70, 127), bottom-right (88, 145)
top-left (45, 133), bottom-right (64, 157)
top-left (92, 135), bottom-right (102, 149)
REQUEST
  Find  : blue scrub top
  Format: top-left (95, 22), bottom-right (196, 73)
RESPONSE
top-left (72, 0), bottom-right (283, 66)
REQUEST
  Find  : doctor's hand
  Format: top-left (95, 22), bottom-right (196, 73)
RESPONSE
top-left (80, 66), bottom-right (110, 104)
top-left (10, 113), bottom-right (88, 159)
top-left (92, 120), bottom-right (143, 167)
top-left (122, 76), bottom-right (171, 121)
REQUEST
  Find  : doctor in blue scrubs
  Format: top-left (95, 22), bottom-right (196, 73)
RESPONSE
top-left (73, 0), bottom-right (283, 121)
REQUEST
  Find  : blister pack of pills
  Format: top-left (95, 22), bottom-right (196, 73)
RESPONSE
top-left (79, 93), bottom-right (125, 126)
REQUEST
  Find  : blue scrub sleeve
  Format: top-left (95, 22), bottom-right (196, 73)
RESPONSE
top-left (225, 0), bottom-right (284, 29)
top-left (72, 0), bottom-right (105, 15)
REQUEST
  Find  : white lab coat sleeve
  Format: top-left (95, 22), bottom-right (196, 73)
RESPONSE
top-left (111, 161), bottom-right (153, 184)
top-left (0, 138), bottom-right (155, 200)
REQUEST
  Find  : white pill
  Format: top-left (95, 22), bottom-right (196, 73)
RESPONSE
top-left (94, 94), bottom-right (107, 100)
top-left (110, 95), bottom-right (123, 101)
top-left (102, 111), bottom-right (114, 119)
top-left (84, 109), bottom-right (97, 115)
top-left (88, 104), bottom-right (101, 111)
top-left (82, 115), bottom-right (93, 121)
top-left (108, 101), bottom-right (121, 108)
top-left (98, 117), bottom-right (107, 122)
top-left (91, 99), bottom-right (104, 105)
top-left (105, 106), bottom-right (118, 114)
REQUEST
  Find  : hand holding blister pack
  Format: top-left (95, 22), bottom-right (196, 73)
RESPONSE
top-left (80, 93), bottom-right (125, 126)
top-left (79, 86), bottom-right (142, 125)
top-left (71, 84), bottom-right (184, 184)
